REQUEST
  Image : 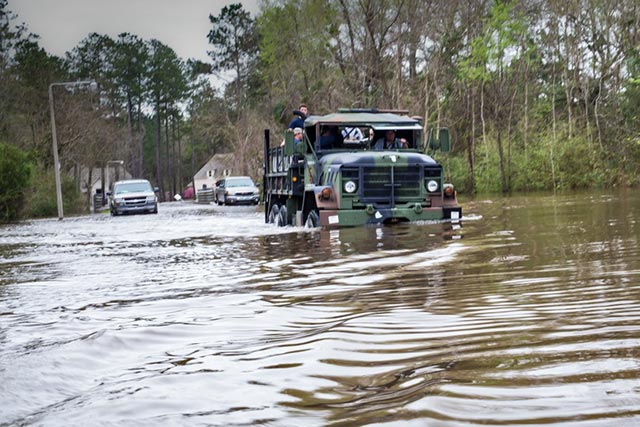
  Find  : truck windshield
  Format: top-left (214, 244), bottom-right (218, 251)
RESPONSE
top-left (115, 182), bottom-right (152, 194)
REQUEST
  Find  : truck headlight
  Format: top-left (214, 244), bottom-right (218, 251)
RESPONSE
top-left (146, 196), bottom-right (157, 202)
top-left (427, 180), bottom-right (439, 192)
top-left (344, 180), bottom-right (357, 193)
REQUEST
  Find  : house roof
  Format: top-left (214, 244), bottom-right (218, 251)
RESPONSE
top-left (194, 153), bottom-right (235, 180)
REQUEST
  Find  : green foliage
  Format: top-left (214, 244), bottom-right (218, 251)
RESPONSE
top-left (509, 139), bottom-right (556, 192)
top-left (148, 40), bottom-right (187, 104)
top-left (446, 156), bottom-right (474, 193)
top-left (256, 0), bottom-right (338, 115)
top-left (473, 146), bottom-right (505, 193)
top-left (0, 142), bottom-right (33, 222)
top-left (556, 137), bottom-right (608, 189)
top-left (26, 168), bottom-right (84, 218)
top-left (449, 129), bottom-right (620, 194)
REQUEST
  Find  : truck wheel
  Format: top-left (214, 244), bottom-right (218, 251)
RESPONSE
top-left (277, 206), bottom-right (288, 226)
top-left (304, 210), bottom-right (319, 228)
top-left (268, 204), bottom-right (279, 224)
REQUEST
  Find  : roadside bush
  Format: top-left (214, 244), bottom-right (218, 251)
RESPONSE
top-left (509, 135), bottom-right (558, 192)
top-left (26, 169), bottom-right (85, 218)
top-left (472, 146), bottom-right (504, 194)
top-left (0, 143), bottom-right (33, 222)
top-left (556, 137), bottom-right (603, 189)
top-left (446, 155), bottom-right (472, 193)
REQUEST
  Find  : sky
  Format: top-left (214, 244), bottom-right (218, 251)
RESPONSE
top-left (9, 0), bottom-right (259, 63)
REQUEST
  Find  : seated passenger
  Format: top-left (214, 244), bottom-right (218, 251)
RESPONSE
top-left (374, 129), bottom-right (407, 150)
top-left (280, 127), bottom-right (304, 148)
top-left (293, 127), bottom-right (304, 146)
top-left (319, 126), bottom-right (336, 150)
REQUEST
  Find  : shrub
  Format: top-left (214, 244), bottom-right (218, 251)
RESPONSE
top-left (26, 169), bottom-right (85, 218)
top-left (0, 143), bottom-right (33, 222)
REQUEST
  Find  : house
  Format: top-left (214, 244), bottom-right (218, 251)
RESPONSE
top-left (80, 164), bottom-right (132, 195)
top-left (193, 153), bottom-right (235, 191)
top-left (79, 163), bottom-right (132, 210)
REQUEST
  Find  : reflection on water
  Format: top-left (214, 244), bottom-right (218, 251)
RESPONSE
top-left (1, 191), bottom-right (640, 426)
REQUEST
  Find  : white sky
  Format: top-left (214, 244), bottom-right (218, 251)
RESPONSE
top-left (9, 0), bottom-right (259, 62)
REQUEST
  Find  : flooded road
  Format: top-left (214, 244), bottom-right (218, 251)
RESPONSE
top-left (1, 190), bottom-right (640, 426)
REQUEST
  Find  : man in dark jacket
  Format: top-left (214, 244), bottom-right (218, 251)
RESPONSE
top-left (288, 103), bottom-right (308, 129)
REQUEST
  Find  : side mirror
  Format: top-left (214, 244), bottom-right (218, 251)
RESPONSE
top-left (154, 187), bottom-right (159, 193)
top-left (426, 127), bottom-right (451, 153)
top-left (439, 128), bottom-right (450, 152)
top-left (106, 191), bottom-right (112, 197)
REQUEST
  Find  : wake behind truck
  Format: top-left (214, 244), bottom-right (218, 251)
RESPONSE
top-left (263, 109), bottom-right (461, 227)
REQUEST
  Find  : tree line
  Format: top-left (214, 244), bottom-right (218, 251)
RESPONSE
top-left (1, 0), bottom-right (639, 221)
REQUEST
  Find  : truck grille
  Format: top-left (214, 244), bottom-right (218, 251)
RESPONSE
top-left (124, 196), bottom-right (147, 207)
top-left (342, 166), bottom-right (423, 208)
top-left (363, 166), bottom-right (421, 203)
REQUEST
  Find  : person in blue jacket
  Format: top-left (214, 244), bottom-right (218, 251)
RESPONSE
top-left (288, 103), bottom-right (308, 129)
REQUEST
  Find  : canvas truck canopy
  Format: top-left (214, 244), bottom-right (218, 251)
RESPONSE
top-left (304, 111), bottom-right (421, 128)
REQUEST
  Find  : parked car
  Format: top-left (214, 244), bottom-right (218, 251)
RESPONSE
top-left (109, 179), bottom-right (158, 216)
top-left (214, 176), bottom-right (260, 205)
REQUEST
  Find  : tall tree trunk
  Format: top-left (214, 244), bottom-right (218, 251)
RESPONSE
top-left (551, 61), bottom-right (557, 190)
top-left (524, 67), bottom-right (529, 164)
top-left (155, 95), bottom-right (164, 201)
top-left (471, 84), bottom-right (477, 192)
top-left (480, 81), bottom-right (488, 158)
top-left (164, 105), bottom-right (171, 199)
top-left (467, 84), bottom-right (475, 192)
top-left (171, 115), bottom-right (177, 197)
top-left (137, 98), bottom-right (144, 177)
top-left (422, 69), bottom-right (431, 148)
top-left (561, 22), bottom-right (573, 138)
top-left (190, 112), bottom-right (196, 196)
top-left (127, 93), bottom-right (137, 177)
top-left (507, 85), bottom-right (518, 192)
top-left (497, 129), bottom-right (507, 193)
top-left (177, 117), bottom-right (182, 196)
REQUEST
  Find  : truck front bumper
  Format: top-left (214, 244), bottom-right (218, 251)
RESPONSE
top-left (318, 206), bottom-right (462, 227)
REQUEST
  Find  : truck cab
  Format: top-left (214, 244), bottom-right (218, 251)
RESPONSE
top-left (264, 109), bottom-right (461, 227)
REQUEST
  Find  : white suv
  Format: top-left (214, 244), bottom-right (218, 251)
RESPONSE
top-left (109, 179), bottom-right (158, 216)
top-left (215, 176), bottom-right (260, 205)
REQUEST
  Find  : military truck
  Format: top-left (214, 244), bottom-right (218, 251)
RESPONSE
top-left (263, 109), bottom-right (461, 227)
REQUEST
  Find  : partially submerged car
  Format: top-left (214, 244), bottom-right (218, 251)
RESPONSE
top-left (215, 176), bottom-right (260, 205)
top-left (109, 179), bottom-right (158, 216)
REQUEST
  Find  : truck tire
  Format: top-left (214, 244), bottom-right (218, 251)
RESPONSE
top-left (268, 204), bottom-right (279, 224)
top-left (304, 210), bottom-right (319, 228)
top-left (277, 206), bottom-right (288, 226)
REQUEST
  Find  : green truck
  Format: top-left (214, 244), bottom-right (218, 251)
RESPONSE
top-left (263, 109), bottom-right (461, 227)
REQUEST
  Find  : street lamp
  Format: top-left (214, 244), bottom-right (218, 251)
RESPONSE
top-left (48, 80), bottom-right (97, 220)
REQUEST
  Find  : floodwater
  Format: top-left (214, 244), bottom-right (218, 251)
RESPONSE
top-left (1, 190), bottom-right (639, 427)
